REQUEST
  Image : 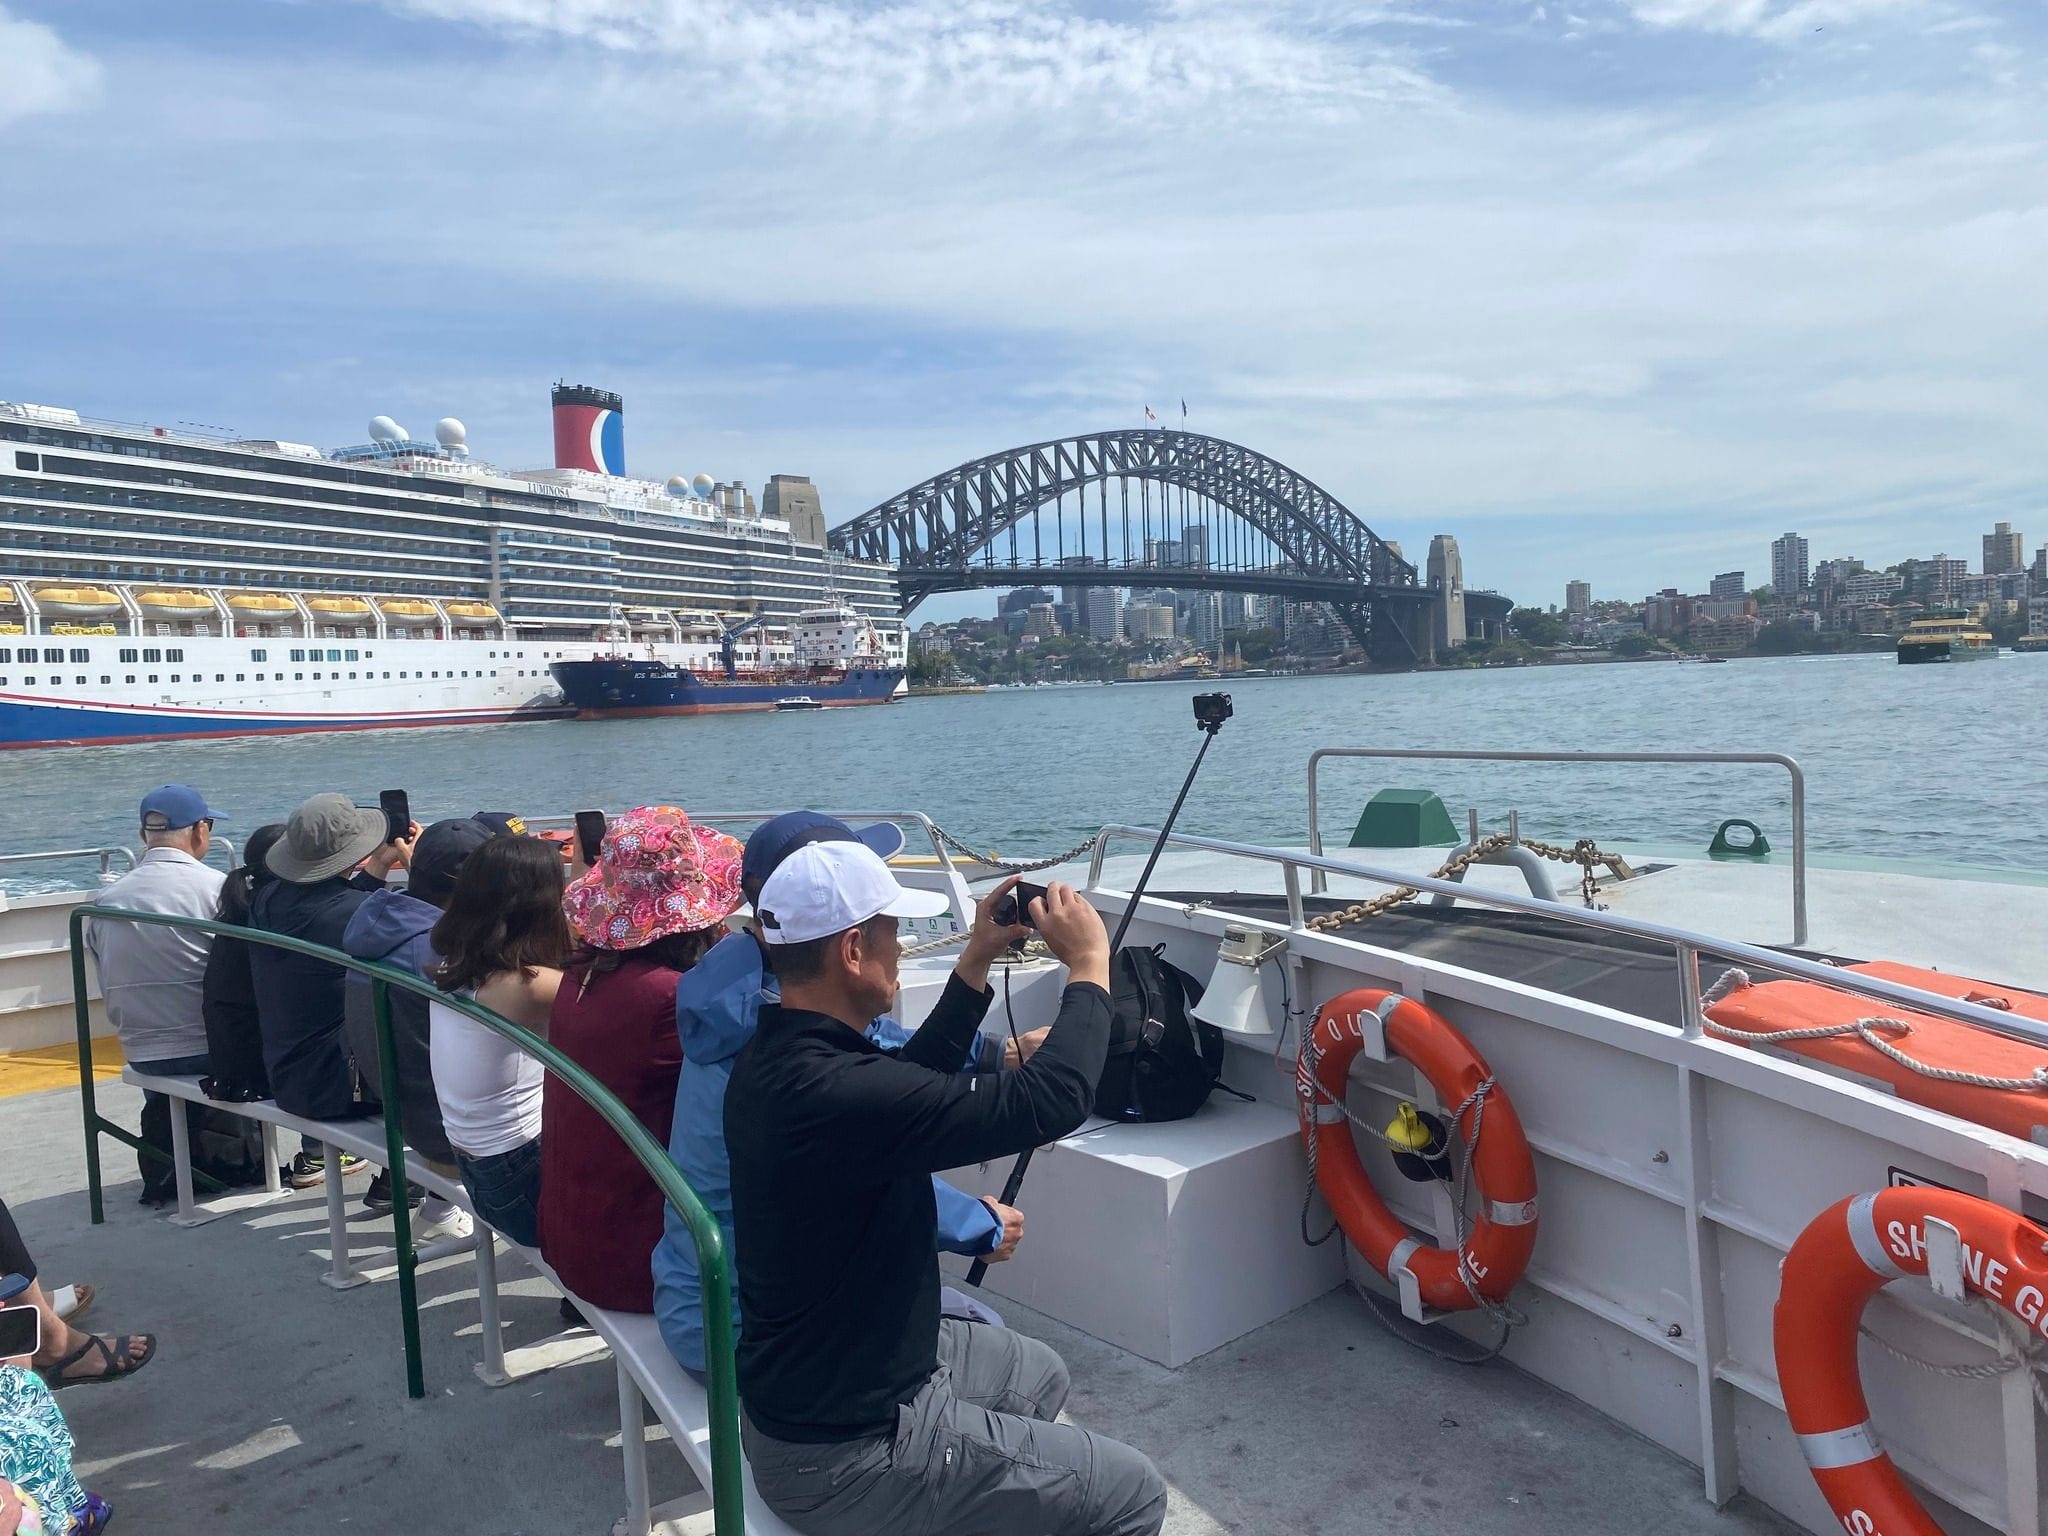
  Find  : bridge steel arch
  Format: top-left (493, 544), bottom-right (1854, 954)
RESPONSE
top-left (828, 429), bottom-right (1431, 664)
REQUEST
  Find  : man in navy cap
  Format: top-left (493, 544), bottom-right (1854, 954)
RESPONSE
top-left (651, 812), bottom-right (1033, 1378)
top-left (86, 786), bottom-right (233, 1199)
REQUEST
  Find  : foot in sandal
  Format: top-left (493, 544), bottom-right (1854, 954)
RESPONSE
top-left (38, 1331), bottom-right (155, 1390)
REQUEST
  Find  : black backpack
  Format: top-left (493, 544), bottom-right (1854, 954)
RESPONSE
top-left (1094, 945), bottom-right (1225, 1123)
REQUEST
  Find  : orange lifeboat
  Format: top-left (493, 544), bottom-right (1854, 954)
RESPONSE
top-left (1705, 963), bottom-right (2048, 1142)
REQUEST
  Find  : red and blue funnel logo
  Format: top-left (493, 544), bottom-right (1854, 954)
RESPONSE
top-left (551, 385), bottom-right (625, 475)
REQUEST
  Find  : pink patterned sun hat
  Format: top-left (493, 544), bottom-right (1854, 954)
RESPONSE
top-left (563, 806), bottom-right (744, 950)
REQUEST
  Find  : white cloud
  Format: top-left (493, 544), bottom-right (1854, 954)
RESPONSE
top-left (0, 5), bottom-right (100, 128)
top-left (370, 0), bottom-right (1441, 125)
top-left (1620, 0), bottom-right (1937, 40)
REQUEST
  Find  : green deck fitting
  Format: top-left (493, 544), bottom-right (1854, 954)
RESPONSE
top-left (1349, 788), bottom-right (1459, 848)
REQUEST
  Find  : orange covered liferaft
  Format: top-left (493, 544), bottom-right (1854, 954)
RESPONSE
top-left (1777, 1187), bottom-right (2048, 1536)
top-left (1297, 988), bottom-right (1537, 1311)
top-left (1706, 963), bottom-right (2048, 1142)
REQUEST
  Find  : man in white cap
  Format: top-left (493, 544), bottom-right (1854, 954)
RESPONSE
top-left (727, 844), bottom-right (1167, 1536)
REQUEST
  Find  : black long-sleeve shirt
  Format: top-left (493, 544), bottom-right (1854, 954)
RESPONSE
top-left (726, 971), bottom-right (1112, 1442)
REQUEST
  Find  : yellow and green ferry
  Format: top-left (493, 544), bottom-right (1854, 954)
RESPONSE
top-left (1896, 608), bottom-right (1998, 663)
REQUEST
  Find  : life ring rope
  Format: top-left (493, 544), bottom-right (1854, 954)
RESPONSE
top-left (1296, 989), bottom-right (1538, 1329)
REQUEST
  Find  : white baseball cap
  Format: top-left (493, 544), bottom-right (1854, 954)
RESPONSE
top-left (755, 839), bottom-right (950, 945)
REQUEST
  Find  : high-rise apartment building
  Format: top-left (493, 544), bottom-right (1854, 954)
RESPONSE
top-left (1565, 580), bottom-right (1591, 615)
top-left (2033, 545), bottom-right (2048, 584)
top-left (1984, 522), bottom-right (2024, 576)
top-left (1084, 586), bottom-right (1125, 642)
top-left (1710, 571), bottom-right (1746, 601)
top-left (1125, 602), bottom-right (1175, 641)
top-left (1770, 533), bottom-right (1809, 598)
top-left (1181, 525), bottom-right (1209, 570)
top-left (1427, 534), bottom-right (1465, 656)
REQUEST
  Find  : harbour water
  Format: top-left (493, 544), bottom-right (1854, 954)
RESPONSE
top-left (3, 651), bottom-right (2042, 888)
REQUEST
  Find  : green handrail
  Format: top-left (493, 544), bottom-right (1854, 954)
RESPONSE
top-left (68, 903), bottom-right (745, 1536)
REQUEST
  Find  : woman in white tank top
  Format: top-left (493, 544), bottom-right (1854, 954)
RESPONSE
top-left (428, 836), bottom-right (570, 1246)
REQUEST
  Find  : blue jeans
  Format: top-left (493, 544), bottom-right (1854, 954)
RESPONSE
top-left (456, 1138), bottom-right (540, 1247)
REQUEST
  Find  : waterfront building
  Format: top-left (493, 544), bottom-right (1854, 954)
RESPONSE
top-left (1426, 534), bottom-right (1465, 657)
top-left (1770, 533), bottom-right (1809, 599)
top-left (1692, 613), bottom-right (1762, 652)
top-left (2033, 545), bottom-right (2048, 584)
top-left (1024, 603), bottom-right (1061, 639)
top-left (1565, 580), bottom-right (1591, 615)
top-left (1984, 522), bottom-right (2024, 576)
top-left (1903, 555), bottom-right (1967, 606)
top-left (2031, 596), bottom-right (2048, 636)
top-left (1218, 592), bottom-right (1247, 631)
top-left (1709, 571), bottom-right (1746, 601)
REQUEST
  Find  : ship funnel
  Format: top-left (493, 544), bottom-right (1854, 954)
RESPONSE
top-left (552, 383), bottom-right (624, 475)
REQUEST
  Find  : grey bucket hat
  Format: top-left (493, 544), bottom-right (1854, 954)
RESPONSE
top-left (266, 792), bottom-right (389, 884)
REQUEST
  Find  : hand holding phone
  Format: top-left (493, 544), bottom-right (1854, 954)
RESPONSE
top-left (574, 809), bottom-right (607, 867)
top-left (379, 789), bottom-right (412, 847)
top-left (989, 880), bottom-right (1049, 930)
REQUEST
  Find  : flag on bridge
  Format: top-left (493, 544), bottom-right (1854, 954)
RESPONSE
top-left (1180, 399), bottom-right (1187, 419)
top-left (1144, 405), bottom-right (1157, 421)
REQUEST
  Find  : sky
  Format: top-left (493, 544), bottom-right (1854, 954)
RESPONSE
top-left (1, 0), bottom-right (2044, 622)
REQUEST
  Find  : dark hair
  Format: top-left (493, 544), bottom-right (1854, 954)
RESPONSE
top-left (764, 914), bottom-right (894, 987)
top-left (217, 823), bottom-right (288, 924)
top-left (430, 836), bottom-right (572, 994)
top-left (577, 925), bottom-right (723, 979)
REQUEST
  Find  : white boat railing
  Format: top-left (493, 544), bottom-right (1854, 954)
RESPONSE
top-left (0, 846), bottom-right (136, 881)
top-left (1304, 746), bottom-right (1809, 945)
top-left (1082, 823), bottom-right (2039, 1049)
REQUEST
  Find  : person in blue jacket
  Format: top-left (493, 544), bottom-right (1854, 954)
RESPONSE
top-left (653, 812), bottom-right (1038, 1377)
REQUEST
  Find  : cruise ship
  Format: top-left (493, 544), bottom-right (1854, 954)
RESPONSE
top-left (0, 385), bottom-right (907, 746)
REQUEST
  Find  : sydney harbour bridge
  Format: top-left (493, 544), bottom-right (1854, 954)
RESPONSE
top-left (827, 429), bottom-right (1497, 667)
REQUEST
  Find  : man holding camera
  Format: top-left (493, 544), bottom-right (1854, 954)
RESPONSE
top-left (726, 843), bottom-right (1167, 1536)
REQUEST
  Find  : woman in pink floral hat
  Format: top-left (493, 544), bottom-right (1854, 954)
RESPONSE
top-left (538, 806), bottom-right (744, 1312)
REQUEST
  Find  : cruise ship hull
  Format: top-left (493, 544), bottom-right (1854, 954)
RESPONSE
top-left (551, 659), bottom-right (903, 717)
top-left (0, 691), bottom-right (567, 749)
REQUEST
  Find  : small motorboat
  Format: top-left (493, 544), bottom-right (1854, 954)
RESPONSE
top-left (773, 695), bottom-right (823, 711)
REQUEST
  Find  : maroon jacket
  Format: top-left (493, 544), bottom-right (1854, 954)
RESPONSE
top-left (538, 954), bottom-right (684, 1312)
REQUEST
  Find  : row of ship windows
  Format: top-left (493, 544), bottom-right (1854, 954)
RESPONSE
top-left (1, 669), bottom-right (549, 687)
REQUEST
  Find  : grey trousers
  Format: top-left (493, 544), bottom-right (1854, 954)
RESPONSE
top-left (743, 1319), bottom-right (1167, 1536)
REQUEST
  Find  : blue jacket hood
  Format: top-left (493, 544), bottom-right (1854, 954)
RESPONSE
top-left (341, 887), bottom-right (441, 975)
top-left (674, 929), bottom-right (767, 1067)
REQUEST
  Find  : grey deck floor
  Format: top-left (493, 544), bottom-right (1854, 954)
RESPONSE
top-left (7, 1080), bottom-right (1796, 1535)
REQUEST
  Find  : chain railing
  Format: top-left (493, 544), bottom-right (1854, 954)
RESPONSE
top-left (1304, 747), bottom-right (1808, 945)
top-left (1305, 832), bottom-right (1630, 932)
top-left (67, 905), bottom-right (745, 1536)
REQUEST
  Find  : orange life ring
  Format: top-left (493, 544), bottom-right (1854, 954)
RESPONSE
top-left (1776, 1188), bottom-right (2048, 1535)
top-left (1297, 988), bottom-right (1538, 1310)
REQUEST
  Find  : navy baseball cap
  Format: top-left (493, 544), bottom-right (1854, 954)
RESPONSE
top-left (139, 784), bottom-right (225, 831)
top-left (742, 812), bottom-right (904, 892)
top-left (470, 810), bottom-right (528, 837)
top-left (410, 818), bottom-right (495, 902)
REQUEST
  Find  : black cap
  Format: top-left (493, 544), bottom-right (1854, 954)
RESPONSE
top-left (410, 819), bottom-right (494, 902)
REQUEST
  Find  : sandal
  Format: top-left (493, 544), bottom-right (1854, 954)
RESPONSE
top-left (72, 1490), bottom-right (114, 1533)
top-left (49, 1284), bottom-right (94, 1325)
top-left (39, 1332), bottom-right (155, 1391)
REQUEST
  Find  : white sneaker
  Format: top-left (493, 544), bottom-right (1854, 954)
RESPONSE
top-left (413, 1201), bottom-right (474, 1242)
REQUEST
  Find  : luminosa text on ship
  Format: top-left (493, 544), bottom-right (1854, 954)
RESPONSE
top-left (0, 385), bottom-right (908, 748)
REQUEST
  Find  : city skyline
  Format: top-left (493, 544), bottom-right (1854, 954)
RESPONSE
top-left (1, 0), bottom-right (2045, 626)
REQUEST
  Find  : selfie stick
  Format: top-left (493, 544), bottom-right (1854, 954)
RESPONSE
top-left (967, 696), bottom-right (1231, 1288)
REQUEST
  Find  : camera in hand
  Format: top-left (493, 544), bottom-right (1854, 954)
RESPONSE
top-left (1192, 692), bottom-right (1232, 730)
top-left (991, 880), bottom-right (1050, 929)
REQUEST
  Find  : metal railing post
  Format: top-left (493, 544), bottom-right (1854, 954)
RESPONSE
top-left (68, 912), bottom-right (105, 1226)
top-left (373, 975), bottom-right (427, 1400)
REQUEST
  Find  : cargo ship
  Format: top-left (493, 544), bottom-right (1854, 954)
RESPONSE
top-left (0, 386), bottom-right (905, 747)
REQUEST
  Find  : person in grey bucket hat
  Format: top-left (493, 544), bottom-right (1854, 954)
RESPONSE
top-left (250, 793), bottom-right (418, 1189)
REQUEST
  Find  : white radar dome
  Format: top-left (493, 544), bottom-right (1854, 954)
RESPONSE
top-left (435, 417), bottom-right (467, 448)
top-left (666, 475), bottom-right (690, 496)
top-left (691, 473), bottom-right (715, 498)
top-left (368, 415), bottom-right (404, 443)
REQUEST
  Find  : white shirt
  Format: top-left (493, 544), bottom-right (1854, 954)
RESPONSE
top-left (428, 996), bottom-right (543, 1158)
top-left (86, 846), bottom-right (226, 1065)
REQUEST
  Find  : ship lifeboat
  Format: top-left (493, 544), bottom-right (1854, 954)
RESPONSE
top-left (227, 591), bottom-right (296, 614)
top-left (376, 598), bottom-right (438, 619)
top-left (30, 584), bottom-right (122, 617)
top-left (1705, 963), bottom-right (2048, 1143)
top-left (137, 588), bottom-right (214, 613)
top-left (306, 596), bottom-right (374, 617)
top-left (444, 600), bottom-right (499, 621)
